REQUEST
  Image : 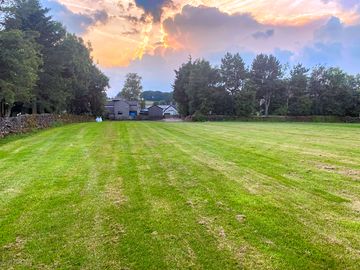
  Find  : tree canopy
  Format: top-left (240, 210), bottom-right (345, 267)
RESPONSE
top-left (0, 30), bottom-right (41, 116)
top-left (173, 53), bottom-right (360, 118)
top-left (0, 0), bottom-right (108, 117)
top-left (117, 73), bottom-right (143, 101)
top-left (141, 91), bottom-right (173, 104)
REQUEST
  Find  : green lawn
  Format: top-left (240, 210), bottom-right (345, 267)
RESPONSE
top-left (1, 122), bottom-right (359, 269)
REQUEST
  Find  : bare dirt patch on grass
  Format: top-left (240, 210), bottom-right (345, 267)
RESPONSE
top-left (1, 237), bottom-right (34, 268)
top-left (317, 163), bottom-right (360, 181)
top-left (104, 177), bottom-right (128, 207)
top-left (197, 215), bottom-right (270, 269)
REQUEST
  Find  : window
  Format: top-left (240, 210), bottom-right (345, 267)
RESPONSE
top-left (118, 111), bottom-right (123, 115)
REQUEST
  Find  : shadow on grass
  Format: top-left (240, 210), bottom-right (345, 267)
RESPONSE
top-left (0, 122), bottom-right (67, 147)
top-left (0, 130), bottom-right (41, 147)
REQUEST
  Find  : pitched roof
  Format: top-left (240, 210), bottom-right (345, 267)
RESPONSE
top-left (147, 104), bottom-right (177, 110)
top-left (148, 105), bottom-right (163, 110)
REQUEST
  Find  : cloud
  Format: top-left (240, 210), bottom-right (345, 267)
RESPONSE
top-left (134, 0), bottom-right (174, 22)
top-left (322, 0), bottom-right (360, 10)
top-left (103, 47), bottom-right (190, 97)
top-left (122, 28), bottom-right (140, 35)
top-left (40, 0), bottom-right (108, 34)
top-left (252, 29), bottom-right (275, 40)
top-left (163, 5), bottom-right (262, 51)
top-left (297, 16), bottom-right (360, 73)
top-left (163, 5), bottom-right (320, 54)
top-left (39, 0), bottom-right (360, 94)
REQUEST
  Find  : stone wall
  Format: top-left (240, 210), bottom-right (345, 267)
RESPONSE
top-left (0, 114), bottom-right (93, 138)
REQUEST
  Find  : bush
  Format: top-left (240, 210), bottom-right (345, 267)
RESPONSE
top-left (192, 111), bottom-right (207, 122)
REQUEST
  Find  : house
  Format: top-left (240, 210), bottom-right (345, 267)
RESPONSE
top-left (160, 105), bottom-right (178, 116)
top-left (105, 99), bottom-right (140, 120)
top-left (148, 105), bottom-right (163, 119)
top-left (148, 104), bottom-right (179, 119)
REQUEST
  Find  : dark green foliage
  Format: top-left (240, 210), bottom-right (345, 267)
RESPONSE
top-left (173, 53), bottom-right (360, 118)
top-left (250, 54), bottom-right (283, 116)
top-left (309, 66), bottom-right (359, 116)
top-left (173, 58), bottom-right (192, 116)
top-left (174, 58), bottom-right (233, 116)
top-left (234, 89), bottom-right (256, 116)
top-left (0, 0), bottom-right (108, 116)
top-left (61, 34), bottom-right (108, 115)
top-left (220, 52), bottom-right (247, 96)
top-left (0, 29), bottom-right (41, 116)
top-left (187, 59), bottom-right (220, 115)
top-left (287, 64), bottom-right (311, 116)
top-left (209, 87), bottom-right (234, 115)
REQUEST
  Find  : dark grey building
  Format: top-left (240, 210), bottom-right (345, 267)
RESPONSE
top-left (105, 99), bottom-right (140, 120)
top-left (148, 105), bottom-right (164, 119)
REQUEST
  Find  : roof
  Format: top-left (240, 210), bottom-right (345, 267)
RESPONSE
top-left (147, 104), bottom-right (177, 111)
top-left (148, 105), bottom-right (163, 110)
top-left (163, 105), bottom-right (177, 111)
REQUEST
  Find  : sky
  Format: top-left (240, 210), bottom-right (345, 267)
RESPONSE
top-left (40, 0), bottom-right (360, 97)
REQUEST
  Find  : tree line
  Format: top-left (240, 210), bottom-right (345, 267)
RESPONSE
top-left (0, 0), bottom-right (108, 117)
top-left (141, 91), bottom-right (173, 105)
top-left (173, 54), bottom-right (360, 117)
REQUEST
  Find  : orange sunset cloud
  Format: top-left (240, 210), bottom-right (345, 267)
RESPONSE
top-left (53, 0), bottom-right (359, 67)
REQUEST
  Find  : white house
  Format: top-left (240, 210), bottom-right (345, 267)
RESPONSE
top-left (158, 105), bottom-right (178, 116)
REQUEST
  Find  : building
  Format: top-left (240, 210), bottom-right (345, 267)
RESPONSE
top-left (160, 105), bottom-right (178, 116)
top-left (105, 99), bottom-right (140, 120)
top-left (148, 104), bottom-right (179, 119)
top-left (148, 105), bottom-right (164, 119)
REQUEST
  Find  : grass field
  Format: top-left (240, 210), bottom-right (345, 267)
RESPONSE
top-left (1, 121), bottom-right (359, 269)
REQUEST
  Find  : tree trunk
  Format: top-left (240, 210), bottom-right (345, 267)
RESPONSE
top-left (32, 100), bottom-right (37, 115)
top-left (4, 105), bottom-right (11, 117)
top-left (264, 103), bottom-right (269, 117)
top-left (264, 96), bottom-right (271, 117)
top-left (0, 100), bottom-right (4, 117)
top-left (286, 95), bottom-right (289, 116)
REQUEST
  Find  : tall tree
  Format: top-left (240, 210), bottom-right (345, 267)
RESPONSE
top-left (287, 64), bottom-right (311, 115)
top-left (4, 0), bottom-right (66, 113)
top-left (187, 59), bottom-right (220, 115)
top-left (118, 73), bottom-right (143, 101)
top-left (309, 65), bottom-right (328, 115)
top-left (250, 54), bottom-right (283, 116)
top-left (173, 57), bottom-right (192, 116)
top-left (323, 68), bottom-right (354, 116)
top-left (87, 65), bottom-right (109, 116)
top-left (1, 0), bottom-right (107, 115)
top-left (0, 30), bottom-right (41, 116)
top-left (62, 34), bottom-right (108, 114)
top-left (233, 86), bottom-right (256, 117)
top-left (220, 52), bottom-right (247, 96)
top-left (349, 74), bottom-right (360, 116)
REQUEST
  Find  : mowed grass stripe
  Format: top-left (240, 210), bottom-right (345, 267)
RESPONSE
top-left (159, 122), bottom-right (359, 195)
top-left (143, 123), bottom-right (355, 268)
top-left (143, 122), bottom-right (360, 268)
top-left (113, 123), bottom-right (242, 269)
top-left (0, 121), bottom-right (359, 269)
top-left (1, 123), bottom-right (110, 267)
